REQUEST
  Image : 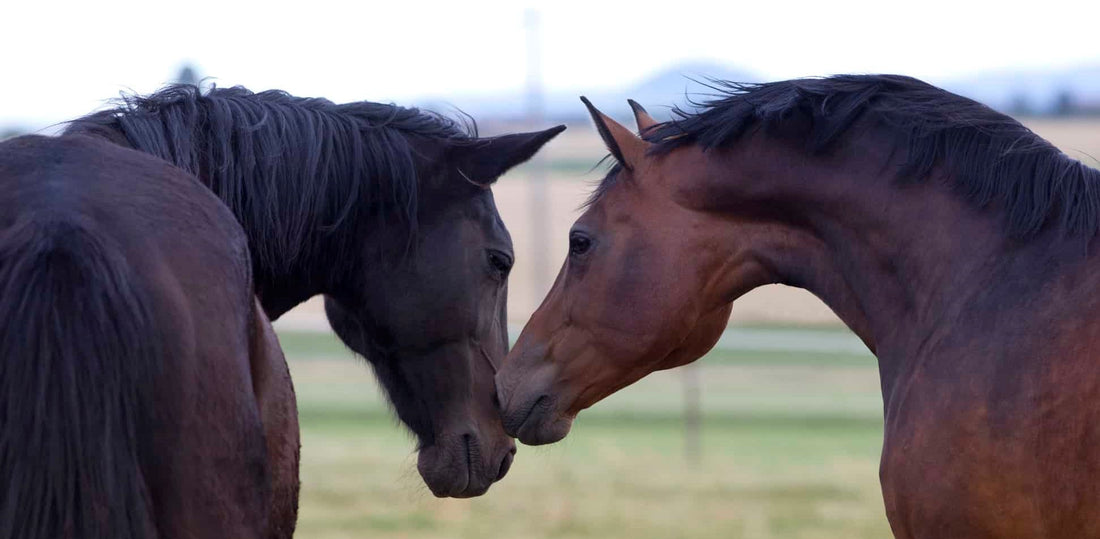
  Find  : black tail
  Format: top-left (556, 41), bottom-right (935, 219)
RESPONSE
top-left (0, 219), bottom-right (160, 539)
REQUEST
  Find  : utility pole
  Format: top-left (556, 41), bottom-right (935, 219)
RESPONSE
top-left (525, 8), bottom-right (551, 303)
top-left (684, 362), bottom-right (702, 464)
top-left (176, 63), bottom-right (200, 86)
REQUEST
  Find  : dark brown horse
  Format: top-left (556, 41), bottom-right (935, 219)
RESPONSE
top-left (496, 75), bottom-right (1100, 538)
top-left (2, 86), bottom-right (561, 538)
top-left (1, 135), bottom-right (286, 538)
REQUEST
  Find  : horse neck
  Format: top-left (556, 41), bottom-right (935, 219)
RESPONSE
top-left (694, 134), bottom-right (1043, 370)
top-left (74, 118), bottom-right (340, 319)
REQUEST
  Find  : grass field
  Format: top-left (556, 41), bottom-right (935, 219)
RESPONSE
top-left (280, 328), bottom-right (892, 539)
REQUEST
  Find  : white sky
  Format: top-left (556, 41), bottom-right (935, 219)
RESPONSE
top-left (3, 0), bottom-right (1099, 130)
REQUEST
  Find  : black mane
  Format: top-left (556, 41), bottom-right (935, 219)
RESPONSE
top-left (638, 74), bottom-right (1100, 239)
top-left (65, 85), bottom-right (476, 274)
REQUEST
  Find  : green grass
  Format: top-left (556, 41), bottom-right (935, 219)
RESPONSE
top-left (277, 330), bottom-right (352, 359)
top-left (276, 330), bottom-right (873, 367)
top-left (282, 329), bottom-right (891, 539)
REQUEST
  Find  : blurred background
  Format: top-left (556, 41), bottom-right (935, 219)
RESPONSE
top-left (4, 1), bottom-right (1100, 537)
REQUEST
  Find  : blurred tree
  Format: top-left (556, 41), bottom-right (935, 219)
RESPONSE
top-left (1008, 93), bottom-right (1033, 116)
top-left (1, 127), bottom-right (25, 141)
top-left (1053, 89), bottom-right (1077, 116)
top-left (176, 64), bottom-right (200, 86)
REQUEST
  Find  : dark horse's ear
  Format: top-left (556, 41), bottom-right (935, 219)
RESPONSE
top-left (580, 96), bottom-right (650, 171)
top-left (452, 125), bottom-right (567, 185)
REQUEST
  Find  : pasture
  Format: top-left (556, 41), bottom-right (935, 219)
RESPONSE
top-left (281, 329), bottom-right (890, 539)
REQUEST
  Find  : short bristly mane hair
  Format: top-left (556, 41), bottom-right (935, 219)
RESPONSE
top-left (616, 74), bottom-right (1100, 239)
top-left (65, 85), bottom-right (476, 274)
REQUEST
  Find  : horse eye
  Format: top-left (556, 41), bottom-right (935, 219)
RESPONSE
top-left (569, 232), bottom-right (592, 257)
top-left (487, 250), bottom-right (513, 276)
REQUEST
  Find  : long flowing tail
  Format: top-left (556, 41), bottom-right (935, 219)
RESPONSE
top-left (0, 219), bottom-right (160, 539)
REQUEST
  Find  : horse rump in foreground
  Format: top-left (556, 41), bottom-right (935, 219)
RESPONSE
top-left (497, 75), bottom-right (1100, 538)
top-left (1, 135), bottom-right (289, 538)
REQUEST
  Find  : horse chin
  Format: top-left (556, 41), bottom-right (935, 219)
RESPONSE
top-left (516, 412), bottom-right (574, 446)
top-left (416, 433), bottom-right (504, 498)
top-left (502, 393), bottom-right (575, 446)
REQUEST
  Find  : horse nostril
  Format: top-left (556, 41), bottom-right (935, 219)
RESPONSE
top-left (492, 390), bottom-right (501, 410)
top-left (462, 434), bottom-right (473, 473)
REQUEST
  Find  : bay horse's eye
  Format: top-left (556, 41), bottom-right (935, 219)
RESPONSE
top-left (487, 249), bottom-right (513, 277)
top-left (569, 232), bottom-right (592, 257)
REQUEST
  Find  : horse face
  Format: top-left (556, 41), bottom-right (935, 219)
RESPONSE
top-left (325, 126), bottom-right (563, 497)
top-left (495, 101), bottom-right (735, 446)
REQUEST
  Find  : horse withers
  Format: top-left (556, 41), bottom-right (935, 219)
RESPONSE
top-left (496, 76), bottom-right (1100, 538)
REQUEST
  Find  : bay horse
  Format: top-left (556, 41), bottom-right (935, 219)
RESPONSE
top-left (496, 75), bottom-right (1100, 538)
top-left (2, 85), bottom-right (561, 537)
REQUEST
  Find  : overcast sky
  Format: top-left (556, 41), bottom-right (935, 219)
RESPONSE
top-left (3, 0), bottom-right (1098, 130)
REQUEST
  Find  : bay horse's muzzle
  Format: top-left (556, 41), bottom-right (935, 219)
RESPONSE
top-left (495, 362), bottom-right (575, 446)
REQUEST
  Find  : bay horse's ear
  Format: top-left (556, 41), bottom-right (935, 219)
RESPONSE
top-left (452, 125), bottom-right (567, 185)
top-left (627, 99), bottom-right (658, 133)
top-left (580, 96), bottom-right (649, 171)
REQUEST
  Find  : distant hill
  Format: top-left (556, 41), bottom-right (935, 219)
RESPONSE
top-left (594, 60), bottom-right (759, 122)
top-left (415, 60), bottom-right (1100, 126)
top-left (6, 61), bottom-right (1097, 137)
top-left (415, 60), bottom-right (760, 125)
top-left (940, 64), bottom-right (1100, 114)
